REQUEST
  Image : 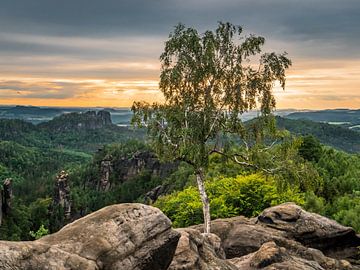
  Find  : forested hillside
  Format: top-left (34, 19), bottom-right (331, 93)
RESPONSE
top-left (276, 116), bottom-right (360, 152)
top-left (0, 111), bottom-right (143, 152)
top-left (0, 111), bottom-right (360, 241)
top-left (286, 109), bottom-right (360, 131)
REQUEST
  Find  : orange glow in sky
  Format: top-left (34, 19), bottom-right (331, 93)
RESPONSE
top-left (1, 57), bottom-right (359, 109)
top-left (0, 1), bottom-right (359, 110)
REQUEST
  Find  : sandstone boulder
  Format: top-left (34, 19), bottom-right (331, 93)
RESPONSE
top-left (0, 203), bottom-right (180, 270)
top-left (168, 228), bottom-right (237, 270)
top-left (229, 241), bottom-right (352, 270)
top-left (257, 203), bottom-right (360, 259)
top-left (258, 203), bottom-right (360, 251)
top-left (190, 203), bottom-right (360, 269)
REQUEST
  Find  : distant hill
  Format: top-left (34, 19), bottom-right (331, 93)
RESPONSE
top-left (0, 110), bottom-right (144, 152)
top-left (39, 110), bottom-right (112, 132)
top-left (276, 116), bottom-right (360, 153)
top-left (286, 109), bottom-right (360, 131)
top-left (0, 105), bottom-right (133, 125)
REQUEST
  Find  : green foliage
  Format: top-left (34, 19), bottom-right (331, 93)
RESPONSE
top-left (68, 140), bottom-right (182, 217)
top-left (29, 224), bottom-right (49, 240)
top-left (133, 22), bottom-right (291, 233)
top-left (302, 148), bottom-right (360, 232)
top-left (155, 174), bottom-right (304, 228)
top-left (316, 148), bottom-right (360, 200)
top-left (330, 193), bottom-right (360, 232)
top-left (132, 22), bottom-right (291, 169)
top-left (0, 200), bottom-right (32, 240)
top-left (299, 135), bottom-right (323, 162)
top-left (276, 116), bottom-right (360, 153)
top-left (0, 117), bottom-right (144, 153)
top-left (304, 192), bottom-right (326, 215)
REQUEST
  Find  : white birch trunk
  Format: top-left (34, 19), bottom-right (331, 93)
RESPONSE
top-left (196, 168), bottom-right (211, 234)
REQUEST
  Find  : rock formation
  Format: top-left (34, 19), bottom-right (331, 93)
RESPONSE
top-left (188, 202), bottom-right (360, 269)
top-left (0, 203), bottom-right (180, 270)
top-left (0, 178), bottom-right (12, 226)
top-left (98, 154), bottom-right (113, 191)
top-left (112, 151), bottom-right (178, 181)
top-left (40, 110), bottom-right (113, 132)
top-left (97, 110), bottom-right (112, 125)
top-left (0, 202), bottom-right (359, 269)
top-left (144, 185), bottom-right (167, 203)
top-left (53, 170), bottom-right (71, 219)
top-left (168, 228), bottom-right (237, 270)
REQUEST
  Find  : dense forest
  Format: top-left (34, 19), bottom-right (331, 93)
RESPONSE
top-left (0, 109), bottom-right (360, 240)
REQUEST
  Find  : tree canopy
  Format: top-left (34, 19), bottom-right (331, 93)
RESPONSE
top-left (132, 22), bottom-right (291, 233)
top-left (132, 22), bottom-right (291, 168)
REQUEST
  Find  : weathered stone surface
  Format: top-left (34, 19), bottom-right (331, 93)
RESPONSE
top-left (0, 203), bottom-right (180, 270)
top-left (258, 203), bottom-right (360, 251)
top-left (190, 203), bottom-right (360, 269)
top-left (228, 241), bottom-right (324, 270)
top-left (192, 215), bottom-right (286, 258)
top-left (168, 228), bottom-right (237, 270)
top-left (257, 203), bottom-right (360, 259)
top-left (228, 241), bottom-right (353, 270)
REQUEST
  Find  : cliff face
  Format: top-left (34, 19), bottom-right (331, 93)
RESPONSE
top-left (0, 203), bottom-right (359, 269)
top-left (111, 151), bottom-right (178, 182)
top-left (93, 149), bottom-right (178, 196)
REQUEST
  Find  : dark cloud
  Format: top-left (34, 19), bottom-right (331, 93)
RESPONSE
top-left (0, 0), bottom-right (359, 63)
top-left (0, 0), bottom-right (359, 40)
top-left (0, 0), bottom-right (359, 108)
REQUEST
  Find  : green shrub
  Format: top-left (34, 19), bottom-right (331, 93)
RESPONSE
top-left (330, 193), bottom-right (360, 232)
top-left (155, 173), bottom-right (304, 227)
top-left (29, 224), bottom-right (49, 240)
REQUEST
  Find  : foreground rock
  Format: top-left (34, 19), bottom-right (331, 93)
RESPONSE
top-left (188, 203), bottom-right (360, 269)
top-left (0, 203), bottom-right (180, 270)
top-left (229, 241), bottom-right (352, 270)
top-left (1, 202), bottom-right (359, 269)
top-left (169, 228), bottom-right (237, 270)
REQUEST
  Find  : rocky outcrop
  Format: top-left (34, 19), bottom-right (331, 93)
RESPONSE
top-left (0, 178), bottom-right (12, 225)
top-left (98, 154), bottom-right (113, 191)
top-left (144, 185), bottom-right (167, 203)
top-left (0, 203), bottom-right (180, 270)
top-left (257, 203), bottom-right (360, 259)
top-left (112, 151), bottom-right (178, 182)
top-left (53, 170), bottom-right (71, 219)
top-left (1, 202), bottom-right (359, 269)
top-left (169, 228), bottom-right (237, 270)
top-left (228, 241), bottom-right (347, 270)
top-left (187, 203), bottom-right (360, 269)
top-left (40, 110), bottom-right (113, 132)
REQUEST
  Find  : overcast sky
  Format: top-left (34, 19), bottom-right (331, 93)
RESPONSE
top-left (0, 0), bottom-right (359, 109)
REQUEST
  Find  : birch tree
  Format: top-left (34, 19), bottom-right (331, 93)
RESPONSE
top-left (132, 22), bottom-right (291, 234)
